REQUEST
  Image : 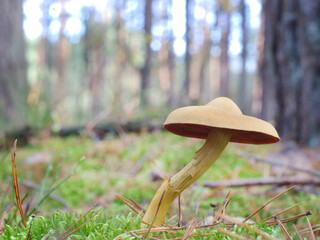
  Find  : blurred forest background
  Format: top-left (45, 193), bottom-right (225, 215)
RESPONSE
top-left (0, 0), bottom-right (319, 146)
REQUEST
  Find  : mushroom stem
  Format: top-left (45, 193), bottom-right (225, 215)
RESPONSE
top-left (142, 129), bottom-right (231, 227)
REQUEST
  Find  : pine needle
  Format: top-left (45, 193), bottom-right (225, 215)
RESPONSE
top-left (243, 185), bottom-right (295, 223)
top-left (11, 140), bottom-right (28, 228)
top-left (305, 215), bottom-right (316, 240)
top-left (266, 211), bottom-right (312, 226)
top-left (274, 216), bottom-right (291, 240)
top-left (261, 201), bottom-right (303, 222)
top-left (58, 207), bottom-right (101, 240)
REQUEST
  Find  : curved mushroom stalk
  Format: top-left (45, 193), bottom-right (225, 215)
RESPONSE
top-left (142, 129), bottom-right (231, 227)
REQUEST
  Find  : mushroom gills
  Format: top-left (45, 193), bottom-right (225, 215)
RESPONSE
top-left (142, 129), bottom-right (231, 227)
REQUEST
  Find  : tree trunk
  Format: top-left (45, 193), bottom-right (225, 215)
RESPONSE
top-left (56, 0), bottom-right (68, 104)
top-left (218, 1), bottom-right (231, 97)
top-left (113, 1), bottom-right (126, 116)
top-left (158, 0), bottom-right (175, 107)
top-left (140, 0), bottom-right (153, 107)
top-left (183, 0), bottom-right (192, 104)
top-left (198, 25), bottom-right (211, 103)
top-left (238, 0), bottom-right (249, 114)
top-left (0, 0), bottom-right (27, 129)
top-left (260, 0), bottom-right (320, 145)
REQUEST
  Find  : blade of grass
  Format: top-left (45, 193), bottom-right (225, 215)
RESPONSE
top-left (0, 150), bottom-right (9, 164)
top-left (243, 185), bottom-right (295, 223)
top-left (27, 157), bottom-right (84, 218)
top-left (38, 152), bottom-right (54, 202)
top-left (48, 154), bottom-right (68, 190)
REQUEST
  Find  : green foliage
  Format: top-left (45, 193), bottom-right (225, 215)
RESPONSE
top-left (0, 132), bottom-right (319, 239)
top-left (1, 211), bottom-right (281, 240)
top-left (1, 211), bottom-right (141, 240)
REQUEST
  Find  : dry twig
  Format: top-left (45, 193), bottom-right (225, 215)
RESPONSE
top-left (204, 177), bottom-right (320, 188)
top-left (238, 154), bottom-right (320, 178)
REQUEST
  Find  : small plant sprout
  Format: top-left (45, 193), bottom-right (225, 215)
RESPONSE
top-left (142, 97), bottom-right (280, 227)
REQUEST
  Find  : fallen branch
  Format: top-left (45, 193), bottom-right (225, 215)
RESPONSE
top-left (238, 154), bottom-right (320, 178)
top-left (204, 177), bottom-right (320, 188)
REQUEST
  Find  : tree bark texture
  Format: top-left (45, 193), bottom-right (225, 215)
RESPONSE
top-left (0, 0), bottom-right (27, 129)
top-left (260, 0), bottom-right (320, 145)
top-left (140, 0), bottom-right (153, 107)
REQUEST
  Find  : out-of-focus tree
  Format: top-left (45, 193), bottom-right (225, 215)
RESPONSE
top-left (0, 0), bottom-right (27, 129)
top-left (217, 0), bottom-right (231, 97)
top-left (83, 7), bottom-right (107, 116)
top-left (158, 0), bottom-right (176, 107)
top-left (198, 1), bottom-right (213, 104)
top-left (140, 0), bottom-right (153, 107)
top-left (238, 0), bottom-right (249, 114)
top-left (260, 0), bottom-right (320, 145)
top-left (182, 0), bottom-right (192, 104)
top-left (56, 0), bottom-right (69, 106)
top-left (113, 0), bottom-right (127, 115)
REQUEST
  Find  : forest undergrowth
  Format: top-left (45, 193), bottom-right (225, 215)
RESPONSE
top-left (0, 132), bottom-right (319, 239)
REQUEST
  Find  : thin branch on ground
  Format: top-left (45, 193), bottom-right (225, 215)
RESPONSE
top-left (204, 177), bottom-right (320, 188)
top-left (238, 154), bottom-right (320, 178)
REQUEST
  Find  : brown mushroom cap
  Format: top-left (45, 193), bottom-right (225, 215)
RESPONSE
top-left (164, 97), bottom-right (280, 144)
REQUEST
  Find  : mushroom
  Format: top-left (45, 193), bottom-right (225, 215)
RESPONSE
top-left (142, 97), bottom-right (280, 227)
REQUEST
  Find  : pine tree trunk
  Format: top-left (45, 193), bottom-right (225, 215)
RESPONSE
top-left (260, 0), bottom-right (320, 145)
top-left (218, 2), bottom-right (231, 97)
top-left (140, 0), bottom-right (153, 107)
top-left (183, 0), bottom-right (192, 104)
top-left (0, 0), bottom-right (27, 129)
top-left (238, 0), bottom-right (249, 114)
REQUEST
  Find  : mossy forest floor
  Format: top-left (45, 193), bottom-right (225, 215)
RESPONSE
top-left (0, 131), bottom-right (319, 239)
